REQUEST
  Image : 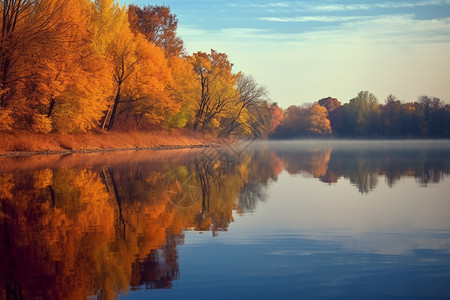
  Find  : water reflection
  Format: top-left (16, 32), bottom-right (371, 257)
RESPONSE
top-left (269, 140), bottom-right (450, 193)
top-left (0, 147), bottom-right (279, 299)
top-left (0, 140), bottom-right (449, 299)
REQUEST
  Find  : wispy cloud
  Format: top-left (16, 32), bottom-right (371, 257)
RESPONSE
top-left (180, 15), bottom-right (450, 46)
top-left (171, 0), bottom-right (450, 106)
top-left (228, 0), bottom-right (450, 12)
top-left (308, 0), bottom-right (450, 12)
top-left (268, 2), bottom-right (290, 8)
top-left (259, 16), bottom-right (368, 23)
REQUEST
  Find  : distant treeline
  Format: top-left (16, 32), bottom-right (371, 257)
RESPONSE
top-left (271, 91), bottom-right (450, 139)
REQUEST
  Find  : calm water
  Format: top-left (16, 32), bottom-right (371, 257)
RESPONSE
top-left (1, 140), bottom-right (449, 299)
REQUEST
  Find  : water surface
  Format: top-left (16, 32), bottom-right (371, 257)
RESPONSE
top-left (1, 140), bottom-right (449, 299)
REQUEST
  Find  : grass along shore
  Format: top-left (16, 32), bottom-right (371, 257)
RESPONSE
top-left (0, 130), bottom-right (215, 156)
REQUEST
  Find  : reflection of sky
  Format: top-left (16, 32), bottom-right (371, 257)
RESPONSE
top-left (182, 140), bottom-right (450, 255)
top-left (127, 0), bottom-right (450, 107)
top-left (139, 235), bottom-right (450, 299)
top-left (121, 144), bottom-right (450, 299)
top-left (228, 173), bottom-right (450, 254)
top-left (123, 170), bottom-right (450, 298)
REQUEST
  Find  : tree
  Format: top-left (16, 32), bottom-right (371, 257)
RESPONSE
top-left (309, 103), bottom-right (332, 135)
top-left (0, 0), bottom-right (115, 133)
top-left (0, 0), bottom-right (68, 107)
top-left (128, 5), bottom-right (184, 57)
top-left (165, 55), bottom-right (198, 128)
top-left (0, 0), bottom-right (73, 131)
top-left (104, 29), bottom-right (138, 130)
top-left (218, 73), bottom-right (268, 137)
top-left (417, 95), bottom-right (446, 137)
top-left (272, 103), bottom-right (331, 138)
top-left (269, 103), bottom-right (283, 133)
top-left (272, 105), bottom-right (305, 138)
top-left (340, 91), bottom-right (381, 137)
top-left (89, 0), bottom-right (128, 56)
top-left (188, 50), bottom-right (238, 134)
top-left (381, 94), bottom-right (402, 137)
top-left (125, 35), bottom-right (175, 128)
top-left (318, 97), bottom-right (341, 114)
top-left (44, 0), bottom-right (112, 133)
top-left (103, 31), bottom-right (174, 131)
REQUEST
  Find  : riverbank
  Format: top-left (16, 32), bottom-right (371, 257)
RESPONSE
top-left (0, 130), bottom-right (215, 157)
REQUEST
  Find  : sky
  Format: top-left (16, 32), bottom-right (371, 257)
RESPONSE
top-left (128, 0), bottom-right (450, 107)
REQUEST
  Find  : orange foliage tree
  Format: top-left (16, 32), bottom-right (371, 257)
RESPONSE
top-left (270, 102), bottom-right (283, 133)
top-left (0, 0), bottom-right (268, 137)
top-left (128, 4), bottom-right (184, 58)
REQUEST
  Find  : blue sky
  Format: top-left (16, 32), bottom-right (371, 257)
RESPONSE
top-left (128, 0), bottom-right (450, 107)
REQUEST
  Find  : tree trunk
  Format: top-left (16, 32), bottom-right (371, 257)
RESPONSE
top-left (47, 95), bottom-right (56, 117)
top-left (107, 85), bottom-right (121, 131)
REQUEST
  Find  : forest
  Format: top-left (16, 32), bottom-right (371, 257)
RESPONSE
top-left (0, 0), bottom-right (271, 138)
top-left (1, 0), bottom-right (448, 142)
top-left (271, 92), bottom-right (450, 139)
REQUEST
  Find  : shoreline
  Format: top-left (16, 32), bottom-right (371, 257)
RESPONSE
top-left (0, 144), bottom-right (217, 157)
top-left (0, 130), bottom-right (217, 157)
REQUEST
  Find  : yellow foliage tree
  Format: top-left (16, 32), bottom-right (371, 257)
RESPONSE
top-left (309, 103), bottom-right (332, 135)
top-left (47, 0), bottom-right (113, 133)
top-left (188, 50), bottom-right (238, 134)
top-left (165, 56), bottom-right (199, 128)
top-left (127, 34), bottom-right (176, 127)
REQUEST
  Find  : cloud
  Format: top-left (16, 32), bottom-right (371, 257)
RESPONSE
top-left (268, 2), bottom-right (290, 8)
top-left (176, 9), bottom-right (450, 106)
top-left (259, 16), bottom-right (368, 23)
top-left (309, 4), bottom-right (371, 11)
top-left (308, 0), bottom-right (450, 12)
top-left (228, 0), bottom-right (450, 12)
top-left (215, 15), bottom-right (450, 45)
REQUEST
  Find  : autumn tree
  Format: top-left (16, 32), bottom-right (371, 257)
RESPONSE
top-left (246, 100), bottom-right (272, 138)
top-left (91, 0), bottom-right (176, 131)
top-left (269, 102), bottom-right (283, 133)
top-left (125, 36), bottom-right (176, 128)
top-left (189, 50), bottom-right (239, 134)
top-left (0, 0), bottom-right (69, 130)
top-left (127, 4), bottom-right (195, 129)
top-left (0, 0), bottom-right (117, 133)
top-left (0, 0), bottom-right (67, 104)
top-left (218, 73), bottom-right (268, 137)
top-left (128, 4), bottom-right (184, 57)
top-left (309, 103), bottom-right (332, 135)
top-left (42, 0), bottom-right (113, 133)
top-left (273, 105), bottom-right (303, 138)
top-left (318, 97), bottom-right (341, 114)
top-left (272, 103), bottom-right (331, 138)
top-left (165, 55), bottom-right (199, 128)
top-left (90, 0), bottom-right (128, 56)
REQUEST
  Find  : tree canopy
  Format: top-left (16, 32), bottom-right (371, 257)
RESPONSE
top-left (271, 91), bottom-right (449, 139)
top-left (0, 0), bottom-right (273, 138)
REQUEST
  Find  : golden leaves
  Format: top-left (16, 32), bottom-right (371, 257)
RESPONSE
top-left (1, 0), bottom-right (267, 137)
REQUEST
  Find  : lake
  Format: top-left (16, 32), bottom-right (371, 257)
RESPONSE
top-left (1, 140), bottom-right (449, 299)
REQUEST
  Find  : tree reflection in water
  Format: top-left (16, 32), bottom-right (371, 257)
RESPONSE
top-left (0, 141), bottom-right (449, 299)
top-left (0, 146), bottom-right (278, 299)
top-left (271, 141), bottom-right (450, 193)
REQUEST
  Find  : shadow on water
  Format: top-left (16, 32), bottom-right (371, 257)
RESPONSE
top-left (0, 140), bottom-right (449, 299)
